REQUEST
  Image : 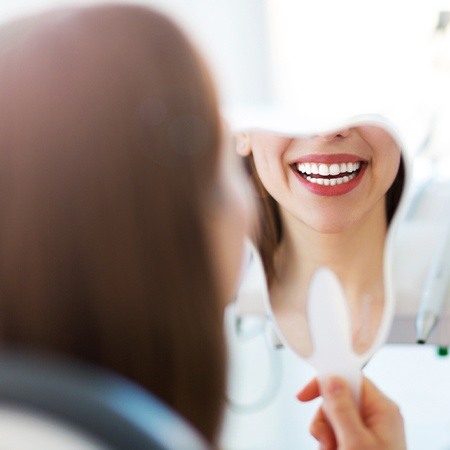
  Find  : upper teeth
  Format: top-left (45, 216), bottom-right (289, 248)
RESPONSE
top-left (296, 162), bottom-right (361, 176)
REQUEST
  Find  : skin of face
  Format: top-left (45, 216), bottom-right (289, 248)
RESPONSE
top-left (238, 126), bottom-right (400, 235)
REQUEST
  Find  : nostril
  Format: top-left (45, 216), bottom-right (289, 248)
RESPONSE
top-left (321, 128), bottom-right (351, 141)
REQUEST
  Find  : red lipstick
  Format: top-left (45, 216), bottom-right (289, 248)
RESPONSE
top-left (290, 153), bottom-right (368, 197)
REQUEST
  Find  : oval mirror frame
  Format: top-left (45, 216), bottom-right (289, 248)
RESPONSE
top-left (232, 114), bottom-right (411, 398)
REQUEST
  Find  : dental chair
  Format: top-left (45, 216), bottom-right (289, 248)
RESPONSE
top-left (0, 350), bottom-right (209, 450)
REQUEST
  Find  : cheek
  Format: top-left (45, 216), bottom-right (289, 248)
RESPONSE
top-left (361, 129), bottom-right (402, 194)
top-left (252, 152), bottom-right (286, 198)
top-left (375, 149), bottom-right (401, 195)
top-left (250, 138), bottom-right (286, 184)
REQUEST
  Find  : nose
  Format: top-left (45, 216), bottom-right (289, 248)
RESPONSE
top-left (320, 128), bottom-right (351, 141)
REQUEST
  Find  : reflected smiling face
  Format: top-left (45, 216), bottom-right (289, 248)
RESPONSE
top-left (240, 126), bottom-right (401, 234)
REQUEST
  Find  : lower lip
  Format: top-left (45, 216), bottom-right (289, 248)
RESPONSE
top-left (291, 165), bottom-right (367, 197)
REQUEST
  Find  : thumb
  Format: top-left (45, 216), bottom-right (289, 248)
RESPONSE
top-left (321, 376), bottom-right (366, 446)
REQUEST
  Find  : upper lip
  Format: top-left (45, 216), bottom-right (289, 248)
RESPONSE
top-left (290, 153), bottom-right (368, 165)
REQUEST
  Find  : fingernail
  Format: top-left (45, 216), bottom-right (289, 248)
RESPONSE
top-left (324, 377), bottom-right (344, 396)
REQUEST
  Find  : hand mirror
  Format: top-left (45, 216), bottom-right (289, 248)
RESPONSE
top-left (234, 114), bottom-right (409, 400)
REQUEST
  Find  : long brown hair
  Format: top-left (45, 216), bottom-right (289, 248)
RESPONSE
top-left (0, 4), bottom-right (225, 443)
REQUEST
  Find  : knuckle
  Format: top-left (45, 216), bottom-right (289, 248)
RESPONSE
top-left (345, 437), bottom-right (366, 450)
top-left (309, 422), bottom-right (320, 440)
top-left (309, 417), bottom-right (323, 440)
top-left (386, 400), bottom-right (403, 419)
top-left (327, 397), bottom-right (352, 416)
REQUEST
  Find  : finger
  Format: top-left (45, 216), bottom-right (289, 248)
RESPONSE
top-left (321, 376), bottom-right (366, 446)
top-left (310, 406), bottom-right (337, 450)
top-left (360, 377), bottom-right (404, 429)
top-left (296, 378), bottom-right (320, 402)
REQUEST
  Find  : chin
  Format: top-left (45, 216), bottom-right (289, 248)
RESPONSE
top-left (303, 215), bottom-right (360, 235)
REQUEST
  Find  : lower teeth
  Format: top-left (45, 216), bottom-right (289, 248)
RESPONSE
top-left (305, 172), bottom-right (357, 186)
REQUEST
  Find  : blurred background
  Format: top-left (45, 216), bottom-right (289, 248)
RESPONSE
top-left (2, 1), bottom-right (450, 448)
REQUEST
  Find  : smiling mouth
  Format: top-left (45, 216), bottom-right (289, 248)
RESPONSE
top-left (293, 161), bottom-right (366, 186)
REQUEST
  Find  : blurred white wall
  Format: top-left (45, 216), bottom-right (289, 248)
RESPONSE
top-left (144, 0), bottom-right (273, 112)
top-left (0, 0), bottom-right (273, 129)
top-left (266, 1), bottom-right (436, 113)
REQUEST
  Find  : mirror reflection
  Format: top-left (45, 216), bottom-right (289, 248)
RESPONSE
top-left (236, 121), bottom-right (405, 357)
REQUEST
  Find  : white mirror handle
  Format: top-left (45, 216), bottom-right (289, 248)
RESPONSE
top-left (306, 267), bottom-right (363, 404)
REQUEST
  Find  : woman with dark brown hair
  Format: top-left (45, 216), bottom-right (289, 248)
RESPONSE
top-left (0, 3), bottom-right (249, 443)
top-left (236, 124), bottom-right (405, 356)
top-left (0, 3), bottom-right (405, 449)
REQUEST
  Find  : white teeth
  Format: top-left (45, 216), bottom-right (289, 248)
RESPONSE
top-left (329, 163), bottom-right (340, 176)
top-left (297, 162), bottom-right (319, 174)
top-left (297, 160), bottom-right (362, 187)
top-left (297, 161), bottom-right (361, 176)
top-left (318, 164), bottom-right (329, 176)
top-left (306, 172), bottom-right (357, 186)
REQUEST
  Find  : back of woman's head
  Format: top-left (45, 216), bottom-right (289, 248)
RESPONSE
top-left (0, 4), bottom-right (225, 442)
